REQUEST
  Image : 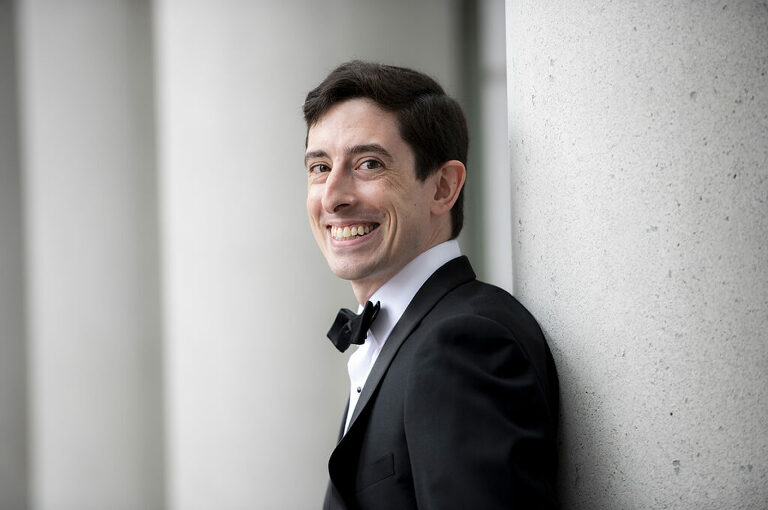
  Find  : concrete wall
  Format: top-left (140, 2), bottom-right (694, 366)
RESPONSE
top-left (506, 1), bottom-right (768, 508)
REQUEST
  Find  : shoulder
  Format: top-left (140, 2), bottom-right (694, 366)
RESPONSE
top-left (422, 279), bottom-right (548, 361)
top-left (404, 279), bottom-right (558, 418)
top-left (409, 309), bottom-right (542, 389)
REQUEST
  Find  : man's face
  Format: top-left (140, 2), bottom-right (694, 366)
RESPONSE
top-left (306, 98), bottom-right (438, 300)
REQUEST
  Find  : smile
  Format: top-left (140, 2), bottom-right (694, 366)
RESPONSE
top-left (329, 223), bottom-right (379, 241)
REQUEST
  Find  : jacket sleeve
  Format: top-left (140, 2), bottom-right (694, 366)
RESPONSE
top-left (403, 314), bottom-right (558, 510)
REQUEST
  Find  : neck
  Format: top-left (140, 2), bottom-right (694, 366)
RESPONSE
top-left (351, 277), bottom-right (387, 306)
top-left (349, 233), bottom-right (452, 305)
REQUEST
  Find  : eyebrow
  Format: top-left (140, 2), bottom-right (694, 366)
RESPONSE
top-left (304, 150), bottom-right (329, 167)
top-left (304, 143), bottom-right (394, 167)
top-left (347, 144), bottom-right (394, 163)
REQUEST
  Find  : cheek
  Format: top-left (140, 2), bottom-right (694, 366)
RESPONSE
top-left (306, 189), bottom-right (320, 217)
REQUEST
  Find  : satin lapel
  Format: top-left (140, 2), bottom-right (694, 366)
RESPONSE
top-left (343, 256), bottom-right (476, 434)
top-left (337, 399), bottom-right (349, 443)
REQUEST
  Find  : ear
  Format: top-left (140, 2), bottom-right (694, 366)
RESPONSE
top-left (430, 160), bottom-right (466, 217)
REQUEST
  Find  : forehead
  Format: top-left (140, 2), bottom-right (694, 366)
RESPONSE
top-left (306, 98), bottom-right (404, 153)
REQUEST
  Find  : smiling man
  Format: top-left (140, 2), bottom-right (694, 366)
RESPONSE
top-left (304, 61), bottom-right (559, 510)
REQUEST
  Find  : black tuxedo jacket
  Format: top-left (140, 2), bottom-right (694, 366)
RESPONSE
top-left (324, 256), bottom-right (559, 509)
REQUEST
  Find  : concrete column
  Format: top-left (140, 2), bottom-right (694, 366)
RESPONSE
top-left (507, 2), bottom-right (767, 508)
top-left (16, 1), bottom-right (163, 508)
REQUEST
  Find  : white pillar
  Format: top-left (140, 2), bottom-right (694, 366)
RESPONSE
top-left (16, 1), bottom-right (164, 508)
top-left (507, 1), bottom-right (768, 507)
top-left (479, 0), bottom-right (513, 292)
top-left (153, 1), bottom-right (461, 508)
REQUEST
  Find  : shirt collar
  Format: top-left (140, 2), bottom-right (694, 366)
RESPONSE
top-left (359, 239), bottom-right (462, 346)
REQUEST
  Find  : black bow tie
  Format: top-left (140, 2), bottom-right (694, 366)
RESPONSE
top-left (327, 301), bottom-right (381, 353)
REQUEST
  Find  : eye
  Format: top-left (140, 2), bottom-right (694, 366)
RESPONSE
top-left (309, 162), bottom-right (330, 174)
top-left (359, 159), bottom-right (382, 170)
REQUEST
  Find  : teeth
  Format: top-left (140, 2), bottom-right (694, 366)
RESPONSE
top-left (330, 224), bottom-right (375, 241)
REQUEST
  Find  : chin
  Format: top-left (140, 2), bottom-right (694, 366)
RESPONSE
top-left (327, 259), bottom-right (374, 282)
top-left (330, 266), bottom-right (366, 282)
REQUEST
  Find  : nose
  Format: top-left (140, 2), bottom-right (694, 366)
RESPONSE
top-left (322, 166), bottom-right (355, 214)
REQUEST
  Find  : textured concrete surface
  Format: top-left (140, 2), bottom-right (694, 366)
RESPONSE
top-left (507, 1), bottom-right (768, 508)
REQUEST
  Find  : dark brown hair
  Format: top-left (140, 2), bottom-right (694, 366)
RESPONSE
top-left (303, 61), bottom-right (468, 239)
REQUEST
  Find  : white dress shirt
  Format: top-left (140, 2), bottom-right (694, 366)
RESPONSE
top-left (344, 239), bottom-right (462, 433)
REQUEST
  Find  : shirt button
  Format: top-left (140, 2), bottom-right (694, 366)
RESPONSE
top-left (356, 386), bottom-right (362, 393)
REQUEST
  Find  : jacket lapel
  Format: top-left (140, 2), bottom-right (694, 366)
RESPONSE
top-left (337, 399), bottom-right (349, 443)
top-left (343, 256), bottom-right (475, 434)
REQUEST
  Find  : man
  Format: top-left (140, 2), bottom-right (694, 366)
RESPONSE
top-left (303, 61), bottom-right (559, 509)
